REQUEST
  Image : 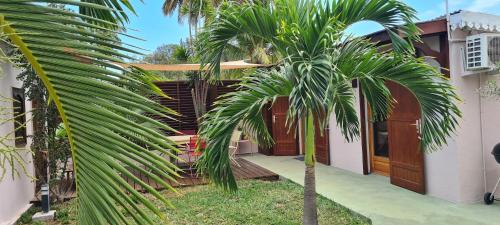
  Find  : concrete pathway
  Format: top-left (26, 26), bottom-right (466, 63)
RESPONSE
top-left (243, 154), bottom-right (500, 225)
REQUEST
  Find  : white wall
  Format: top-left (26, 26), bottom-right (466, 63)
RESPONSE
top-left (326, 26), bottom-right (500, 204)
top-left (446, 29), bottom-right (500, 203)
top-left (418, 36), bottom-right (463, 202)
top-left (415, 29), bottom-right (500, 203)
top-left (479, 74), bottom-right (500, 198)
top-left (328, 86), bottom-right (365, 174)
top-left (0, 58), bottom-right (35, 224)
top-left (425, 137), bottom-right (461, 202)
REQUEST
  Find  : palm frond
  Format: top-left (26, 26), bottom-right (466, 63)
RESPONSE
top-left (199, 0), bottom-right (461, 191)
top-left (198, 1), bottom-right (278, 77)
top-left (163, 0), bottom-right (183, 16)
top-left (0, 2), bottom-right (181, 224)
top-left (198, 68), bottom-right (292, 190)
top-left (362, 55), bottom-right (460, 152)
top-left (79, 0), bottom-right (136, 26)
top-left (334, 38), bottom-right (461, 151)
top-left (325, 78), bottom-right (359, 142)
top-left (329, 0), bottom-right (420, 54)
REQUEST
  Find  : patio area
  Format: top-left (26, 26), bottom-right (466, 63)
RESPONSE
top-left (124, 157), bottom-right (279, 191)
top-left (243, 154), bottom-right (500, 225)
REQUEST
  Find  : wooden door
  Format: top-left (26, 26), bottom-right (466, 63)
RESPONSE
top-left (387, 82), bottom-right (425, 194)
top-left (272, 97), bottom-right (298, 156)
top-left (314, 118), bottom-right (330, 165)
top-left (259, 103), bottom-right (273, 155)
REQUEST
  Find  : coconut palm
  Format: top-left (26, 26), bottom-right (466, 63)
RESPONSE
top-left (197, 0), bottom-right (461, 224)
top-left (180, 0), bottom-right (217, 32)
top-left (162, 0), bottom-right (185, 20)
top-left (163, 0), bottom-right (217, 46)
top-left (163, 0), bottom-right (194, 44)
top-left (1, 1), bottom-right (182, 224)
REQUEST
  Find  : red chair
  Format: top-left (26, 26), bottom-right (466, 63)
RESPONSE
top-left (185, 136), bottom-right (206, 176)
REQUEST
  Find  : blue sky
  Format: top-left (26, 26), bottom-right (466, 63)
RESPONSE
top-left (122, 0), bottom-right (500, 53)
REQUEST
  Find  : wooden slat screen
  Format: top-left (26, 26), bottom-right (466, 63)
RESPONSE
top-left (155, 80), bottom-right (240, 134)
top-left (207, 80), bottom-right (239, 111)
top-left (155, 81), bottom-right (196, 135)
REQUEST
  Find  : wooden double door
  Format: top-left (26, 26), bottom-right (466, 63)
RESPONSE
top-left (369, 82), bottom-right (425, 194)
top-left (261, 97), bottom-right (330, 165)
top-left (270, 97), bottom-right (298, 156)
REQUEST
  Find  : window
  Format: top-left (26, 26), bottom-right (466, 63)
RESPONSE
top-left (373, 120), bottom-right (389, 157)
top-left (12, 87), bottom-right (27, 146)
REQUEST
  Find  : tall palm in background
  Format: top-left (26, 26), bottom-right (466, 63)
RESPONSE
top-left (198, 0), bottom-right (461, 224)
top-left (163, 0), bottom-right (194, 45)
top-left (1, 1), bottom-right (181, 224)
top-left (163, 0), bottom-right (222, 127)
top-left (180, 0), bottom-right (216, 33)
top-left (163, 0), bottom-right (218, 46)
top-left (206, 1), bottom-right (274, 64)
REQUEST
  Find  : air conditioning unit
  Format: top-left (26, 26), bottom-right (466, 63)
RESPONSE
top-left (465, 33), bottom-right (500, 71)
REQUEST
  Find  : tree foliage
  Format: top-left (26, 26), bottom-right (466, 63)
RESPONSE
top-left (0, 1), bottom-right (182, 224)
top-left (198, 0), bottom-right (461, 191)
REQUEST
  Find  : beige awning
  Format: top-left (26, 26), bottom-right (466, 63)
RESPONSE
top-left (119, 60), bottom-right (269, 71)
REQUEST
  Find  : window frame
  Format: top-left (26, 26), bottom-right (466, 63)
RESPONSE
top-left (12, 87), bottom-right (27, 146)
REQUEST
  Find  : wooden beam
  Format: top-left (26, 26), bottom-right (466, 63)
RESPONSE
top-left (368, 19), bottom-right (448, 44)
top-left (117, 60), bottom-right (270, 72)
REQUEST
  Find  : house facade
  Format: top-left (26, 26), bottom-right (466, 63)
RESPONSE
top-left (329, 10), bottom-right (500, 203)
top-left (0, 47), bottom-right (35, 224)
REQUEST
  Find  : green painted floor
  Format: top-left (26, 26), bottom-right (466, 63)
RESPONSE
top-left (243, 154), bottom-right (500, 225)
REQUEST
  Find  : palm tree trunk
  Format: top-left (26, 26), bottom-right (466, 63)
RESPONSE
top-left (303, 112), bottom-right (318, 225)
top-left (188, 1), bottom-right (193, 47)
top-left (194, 20), bottom-right (198, 36)
top-left (191, 78), bottom-right (208, 125)
top-left (196, 0), bottom-right (202, 34)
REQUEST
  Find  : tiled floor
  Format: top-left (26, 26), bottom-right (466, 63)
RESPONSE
top-left (244, 154), bottom-right (500, 225)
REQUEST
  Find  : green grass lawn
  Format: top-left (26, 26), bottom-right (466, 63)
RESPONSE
top-left (18, 179), bottom-right (370, 225)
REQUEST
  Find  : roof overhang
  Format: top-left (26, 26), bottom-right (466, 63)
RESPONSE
top-left (118, 60), bottom-right (269, 71)
top-left (367, 19), bottom-right (447, 44)
top-left (450, 11), bottom-right (500, 32)
top-left (367, 11), bottom-right (500, 42)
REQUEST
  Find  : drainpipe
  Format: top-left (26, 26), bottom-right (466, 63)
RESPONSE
top-left (446, 0), bottom-right (451, 41)
top-left (479, 73), bottom-right (488, 193)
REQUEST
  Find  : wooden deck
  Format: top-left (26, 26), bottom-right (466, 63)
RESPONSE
top-left (125, 157), bottom-right (279, 191)
top-left (33, 157), bottom-right (278, 202)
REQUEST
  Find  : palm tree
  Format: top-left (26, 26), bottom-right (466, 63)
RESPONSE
top-left (180, 0), bottom-right (217, 33)
top-left (163, 0), bottom-right (216, 47)
top-left (163, 0), bottom-right (194, 45)
top-left (197, 0), bottom-right (461, 224)
top-left (1, 1), bottom-right (181, 224)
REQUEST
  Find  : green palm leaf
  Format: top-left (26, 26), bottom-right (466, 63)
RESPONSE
top-left (198, 68), bottom-right (292, 190)
top-left (79, 0), bottom-right (137, 27)
top-left (198, 0), bottom-right (461, 192)
top-left (1, 1), bottom-right (181, 224)
top-left (330, 37), bottom-right (461, 151)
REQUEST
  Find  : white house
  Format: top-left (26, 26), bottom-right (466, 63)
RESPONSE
top-left (328, 10), bottom-right (500, 203)
top-left (0, 46), bottom-right (35, 224)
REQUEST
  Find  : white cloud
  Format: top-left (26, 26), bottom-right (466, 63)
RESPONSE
top-left (466, 0), bottom-right (500, 11)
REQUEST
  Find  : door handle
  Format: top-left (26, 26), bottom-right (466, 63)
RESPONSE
top-left (410, 119), bottom-right (422, 138)
top-left (272, 115), bottom-right (276, 124)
